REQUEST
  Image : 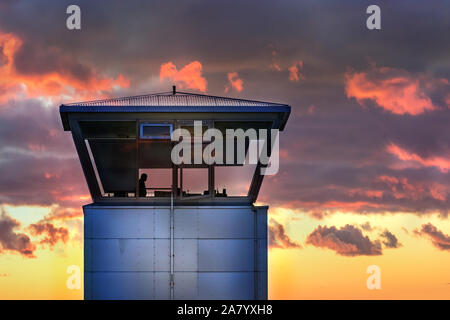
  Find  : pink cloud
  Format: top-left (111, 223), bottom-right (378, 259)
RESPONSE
top-left (345, 64), bottom-right (446, 115)
top-left (225, 72), bottom-right (243, 93)
top-left (288, 60), bottom-right (305, 82)
top-left (160, 61), bottom-right (207, 92)
top-left (0, 30), bottom-right (130, 103)
top-left (386, 142), bottom-right (450, 173)
top-left (269, 48), bottom-right (281, 71)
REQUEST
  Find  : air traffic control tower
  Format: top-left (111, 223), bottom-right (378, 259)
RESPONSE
top-left (60, 88), bottom-right (290, 300)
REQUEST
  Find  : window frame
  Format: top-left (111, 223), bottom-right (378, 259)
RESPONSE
top-left (140, 123), bottom-right (173, 140)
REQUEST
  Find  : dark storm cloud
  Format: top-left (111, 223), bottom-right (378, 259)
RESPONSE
top-left (1, 1), bottom-right (449, 81)
top-left (269, 219), bottom-right (302, 249)
top-left (13, 41), bottom-right (94, 81)
top-left (0, 208), bottom-right (35, 257)
top-left (379, 230), bottom-right (401, 248)
top-left (306, 224), bottom-right (382, 256)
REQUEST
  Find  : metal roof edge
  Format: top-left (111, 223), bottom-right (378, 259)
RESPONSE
top-left (60, 104), bottom-right (290, 113)
top-left (64, 91), bottom-right (289, 107)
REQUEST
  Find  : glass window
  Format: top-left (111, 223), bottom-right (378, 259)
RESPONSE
top-left (140, 123), bottom-right (172, 139)
top-left (80, 121), bottom-right (136, 139)
top-left (180, 168), bottom-right (208, 197)
top-left (85, 139), bottom-right (137, 198)
top-left (215, 163), bottom-right (256, 197)
top-left (138, 168), bottom-right (172, 197)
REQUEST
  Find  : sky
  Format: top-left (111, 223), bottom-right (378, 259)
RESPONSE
top-left (0, 0), bottom-right (449, 299)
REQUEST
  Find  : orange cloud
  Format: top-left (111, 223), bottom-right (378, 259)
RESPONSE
top-left (386, 143), bottom-right (450, 172)
top-left (45, 207), bottom-right (83, 221)
top-left (28, 222), bottom-right (69, 248)
top-left (345, 65), bottom-right (440, 115)
top-left (288, 60), bottom-right (305, 82)
top-left (277, 200), bottom-right (385, 214)
top-left (347, 188), bottom-right (383, 199)
top-left (0, 31), bottom-right (129, 103)
top-left (429, 184), bottom-right (447, 201)
top-left (295, 104), bottom-right (315, 118)
top-left (225, 72), bottom-right (243, 93)
top-left (160, 61), bottom-right (207, 92)
top-left (269, 48), bottom-right (281, 71)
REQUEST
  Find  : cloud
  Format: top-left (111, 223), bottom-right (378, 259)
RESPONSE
top-left (0, 99), bottom-right (90, 208)
top-left (360, 222), bottom-right (374, 232)
top-left (288, 60), bottom-right (305, 82)
top-left (0, 1), bottom-right (447, 234)
top-left (259, 145), bottom-right (449, 216)
top-left (225, 72), bottom-right (243, 93)
top-left (376, 174), bottom-right (447, 202)
top-left (0, 209), bottom-right (35, 258)
top-left (414, 223), bottom-right (450, 251)
top-left (28, 222), bottom-right (69, 248)
top-left (0, 150), bottom-right (89, 207)
top-left (160, 61), bottom-right (207, 92)
top-left (269, 219), bottom-right (302, 249)
top-left (269, 47), bottom-right (281, 71)
top-left (386, 143), bottom-right (450, 173)
top-left (345, 64), bottom-right (447, 115)
top-left (379, 230), bottom-right (402, 248)
top-left (0, 30), bottom-right (129, 103)
top-left (44, 207), bottom-right (83, 221)
top-left (375, 175), bottom-right (421, 200)
top-left (306, 224), bottom-right (382, 256)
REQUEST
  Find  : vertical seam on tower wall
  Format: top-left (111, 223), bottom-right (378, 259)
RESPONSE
top-left (153, 208), bottom-right (156, 299)
top-left (196, 207), bottom-right (199, 298)
top-left (253, 206), bottom-right (258, 300)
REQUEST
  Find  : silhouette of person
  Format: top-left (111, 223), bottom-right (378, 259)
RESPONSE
top-left (139, 173), bottom-right (148, 197)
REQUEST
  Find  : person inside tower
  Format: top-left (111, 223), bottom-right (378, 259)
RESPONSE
top-left (139, 173), bottom-right (148, 197)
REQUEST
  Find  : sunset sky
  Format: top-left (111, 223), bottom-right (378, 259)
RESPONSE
top-left (0, 0), bottom-right (449, 299)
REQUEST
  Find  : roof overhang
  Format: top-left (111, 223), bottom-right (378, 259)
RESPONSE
top-left (60, 104), bottom-right (291, 131)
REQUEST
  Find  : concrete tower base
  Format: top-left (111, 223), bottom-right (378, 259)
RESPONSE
top-left (84, 205), bottom-right (268, 300)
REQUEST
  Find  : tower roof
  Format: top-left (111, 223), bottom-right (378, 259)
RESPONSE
top-left (60, 90), bottom-right (291, 131)
top-left (63, 90), bottom-right (289, 108)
